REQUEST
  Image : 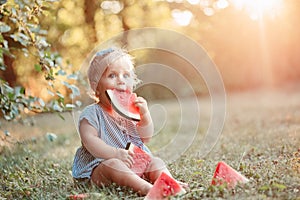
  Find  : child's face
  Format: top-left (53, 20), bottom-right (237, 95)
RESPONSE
top-left (96, 57), bottom-right (135, 104)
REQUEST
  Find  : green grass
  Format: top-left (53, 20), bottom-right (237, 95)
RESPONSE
top-left (0, 87), bottom-right (299, 199)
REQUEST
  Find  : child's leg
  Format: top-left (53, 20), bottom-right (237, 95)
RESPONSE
top-left (144, 156), bottom-right (172, 183)
top-left (144, 157), bottom-right (189, 189)
top-left (91, 158), bottom-right (152, 195)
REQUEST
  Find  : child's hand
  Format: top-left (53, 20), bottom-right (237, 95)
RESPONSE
top-left (134, 96), bottom-right (149, 115)
top-left (116, 148), bottom-right (134, 168)
top-left (134, 96), bottom-right (154, 142)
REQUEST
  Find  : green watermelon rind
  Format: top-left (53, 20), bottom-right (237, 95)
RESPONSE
top-left (106, 89), bottom-right (141, 121)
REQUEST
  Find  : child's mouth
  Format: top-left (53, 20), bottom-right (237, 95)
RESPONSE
top-left (114, 88), bottom-right (128, 93)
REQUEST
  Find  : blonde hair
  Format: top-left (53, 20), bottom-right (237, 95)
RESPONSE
top-left (87, 47), bottom-right (141, 99)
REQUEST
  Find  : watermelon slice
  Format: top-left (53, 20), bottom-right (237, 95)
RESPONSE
top-left (211, 161), bottom-right (249, 189)
top-left (126, 142), bottom-right (151, 177)
top-left (67, 193), bottom-right (102, 199)
top-left (145, 172), bottom-right (186, 200)
top-left (106, 89), bottom-right (140, 121)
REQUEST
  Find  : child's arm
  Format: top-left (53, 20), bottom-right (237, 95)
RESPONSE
top-left (135, 97), bottom-right (154, 143)
top-left (79, 119), bottom-right (134, 167)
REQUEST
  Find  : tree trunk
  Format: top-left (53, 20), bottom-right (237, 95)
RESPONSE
top-left (84, 0), bottom-right (97, 43)
top-left (1, 54), bottom-right (17, 87)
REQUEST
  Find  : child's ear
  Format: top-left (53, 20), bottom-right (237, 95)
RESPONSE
top-left (91, 81), bottom-right (98, 92)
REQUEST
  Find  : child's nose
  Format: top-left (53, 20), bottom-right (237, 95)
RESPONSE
top-left (117, 75), bottom-right (125, 84)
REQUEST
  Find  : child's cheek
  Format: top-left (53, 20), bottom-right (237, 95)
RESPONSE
top-left (126, 79), bottom-right (134, 90)
top-left (127, 86), bottom-right (134, 93)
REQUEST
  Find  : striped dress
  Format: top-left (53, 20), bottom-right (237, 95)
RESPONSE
top-left (72, 103), bottom-right (151, 179)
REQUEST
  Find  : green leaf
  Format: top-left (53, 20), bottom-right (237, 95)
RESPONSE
top-left (75, 100), bottom-right (82, 107)
top-left (259, 185), bottom-right (270, 191)
top-left (0, 34), bottom-right (4, 43)
top-left (56, 91), bottom-right (64, 99)
top-left (11, 7), bottom-right (16, 16)
top-left (46, 132), bottom-right (57, 142)
top-left (3, 82), bottom-right (14, 93)
top-left (4, 130), bottom-right (10, 136)
top-left (34, 64), bottom-right (42, 72)
top-left (2, 39), bottom-right (9, 49)
top-left (0, 23), bottom-right (11, 33)
top-left (67, 73), bottom-right (78, 80)
top-left (10, 34), bottom-right (30, 46)
top-left (38, 98), bottom-right (45, 107)
top-left (18, 86), bottom-right (25, 95)
top-left (9, 17), bottom-right (17, 23)
top-left (56, 69), bottom-right (66, 76)
top-left (57, 112), bottom-right (65, 120)
top-left (272, 183), bottom-right (286, 190)
top-left (53, 103), bottom-right (63, 112)
top-left (65, 104), bottom-right (75, 108)
top-left (0, 64), bottom-right (6, 71)
top-left (47, 89), bottom-right (54, 96)
top-left (19, 33), bottom-right (30, 40)
top-left (7, 92), bottom-right (14, 100)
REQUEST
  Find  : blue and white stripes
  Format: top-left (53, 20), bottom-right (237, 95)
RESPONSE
top-left (72, 104), bottom-right (151, 179)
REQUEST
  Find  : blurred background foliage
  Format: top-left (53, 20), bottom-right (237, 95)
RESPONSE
top-left (1, 0), bottom-right (300, 121)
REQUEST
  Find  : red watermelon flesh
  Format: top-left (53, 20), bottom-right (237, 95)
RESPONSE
top-left (145, 172), bottom-right (186, 200)
top-left (106, 89), bottom-right (140, 121)
top-left (126, 142), bottom-right (151, 177)
top-left (211, 161), bottom-right (249, 189)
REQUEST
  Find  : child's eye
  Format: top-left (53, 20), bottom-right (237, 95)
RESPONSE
top-left (123, 73), bottom-right (130, 78)
top-left (108, 73), bottom-right (116, 78)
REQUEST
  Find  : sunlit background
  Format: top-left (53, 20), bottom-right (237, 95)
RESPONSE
top-left (3, 0), bottom-right (300, 101)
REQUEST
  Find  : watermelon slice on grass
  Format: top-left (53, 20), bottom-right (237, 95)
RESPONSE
top-left (211, 161), bottom-right (249, 189)
top-left (106, 89), bottom-right (140, 121)
top-left (145, 172), bottom-right (186, 200)
top-left (126, 142), bottom-right (152, 177)
top-left (67, 193), bottom-right (102, 199)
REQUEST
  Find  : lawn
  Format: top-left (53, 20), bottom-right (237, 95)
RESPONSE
top-left (0, 85), bottom-right (299, 199)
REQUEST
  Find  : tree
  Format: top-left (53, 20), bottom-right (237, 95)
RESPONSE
top-left (1, 0), bottom-right (299, 124)
top-left (0, 0), bottom-right (80, 122)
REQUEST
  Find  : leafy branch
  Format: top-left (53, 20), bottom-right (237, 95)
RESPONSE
top-left (0, 0), bottom-right (81, 121)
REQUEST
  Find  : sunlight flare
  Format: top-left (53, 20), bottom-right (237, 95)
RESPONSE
top-left (231, 0), bottom-right (284, 20)
top-left (172, 9), bottom-right (193, 26)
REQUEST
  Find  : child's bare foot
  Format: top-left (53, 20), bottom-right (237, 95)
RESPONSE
top-left (138, 183), bottom-right (153, 196)
top-left (177, 181), bottom-right (189, 191)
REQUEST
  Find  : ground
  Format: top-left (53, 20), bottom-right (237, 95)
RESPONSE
top-left (0, 83), bottom-right (299, 199)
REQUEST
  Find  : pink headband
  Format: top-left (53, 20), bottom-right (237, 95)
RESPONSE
top-left (88, 47), bottom-right (128, 92)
